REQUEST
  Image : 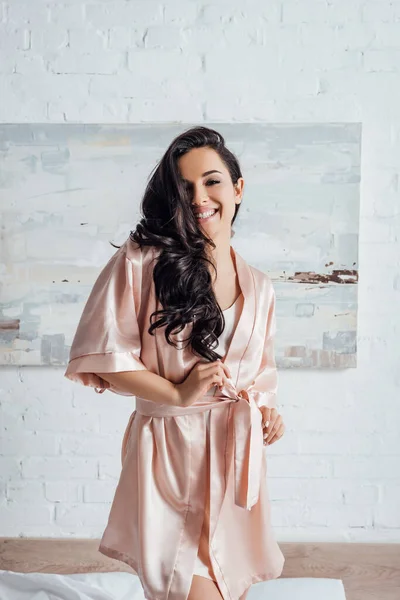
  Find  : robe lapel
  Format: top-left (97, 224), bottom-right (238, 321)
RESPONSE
top-left (220, 246), bottom-right (257, 389)
top-left (214, 247), bottom-right (264, 510)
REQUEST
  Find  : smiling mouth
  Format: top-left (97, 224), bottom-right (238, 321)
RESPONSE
top-left (195, 208), bottom-right (219, 221)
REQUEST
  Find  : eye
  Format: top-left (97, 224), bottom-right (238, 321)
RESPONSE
top-left (206, 179), bottom-right (219, 186)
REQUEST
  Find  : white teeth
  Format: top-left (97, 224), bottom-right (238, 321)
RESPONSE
top-left (196, 209), bottom-right (217, 219)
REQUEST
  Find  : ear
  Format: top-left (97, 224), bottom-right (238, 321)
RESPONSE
top-left (234, 177), bottom-right (244, 202)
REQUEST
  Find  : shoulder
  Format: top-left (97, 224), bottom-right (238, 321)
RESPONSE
top-left (119, 237), bottom-right (161, 279)
top-left (120, 236), bottom-right (158, 263)
top-left (248, 263), bottom-right (276, 304)
top-left (248, 261), bottom-right (274, 289)
top-left (234, 247), bottom-right (275, 298)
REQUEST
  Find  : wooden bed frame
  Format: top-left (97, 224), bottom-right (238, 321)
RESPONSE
top-left (0, 538), bottom-right (399, 600)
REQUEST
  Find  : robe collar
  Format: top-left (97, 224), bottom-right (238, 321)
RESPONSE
top-left (217, 247), bottom-right (264, 509)
top-left (221, 245), bottom-right (257, 390)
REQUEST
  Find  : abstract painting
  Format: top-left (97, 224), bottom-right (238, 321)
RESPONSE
top-left (0, 123), bottom-right (360, 368)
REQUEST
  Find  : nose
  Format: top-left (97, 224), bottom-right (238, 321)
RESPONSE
top-left (192, 187), bottom-right (209, 207)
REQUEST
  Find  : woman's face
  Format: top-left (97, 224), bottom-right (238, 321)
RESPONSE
top-left (178, 147), bottom-right (244, 240)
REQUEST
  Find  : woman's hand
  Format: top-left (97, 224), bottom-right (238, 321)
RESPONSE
top-left (173, 359), bottom-right (231, 407)
top-left (259, 406), bottom-right (285, 446)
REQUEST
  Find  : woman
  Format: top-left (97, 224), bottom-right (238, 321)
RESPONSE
top-left (64, 126), bottom-right (286, 600)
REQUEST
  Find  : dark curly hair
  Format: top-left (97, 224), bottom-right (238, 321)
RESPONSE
top-left (112, 125), bottom-right (243, 362)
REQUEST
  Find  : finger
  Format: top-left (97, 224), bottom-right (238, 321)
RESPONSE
top-left (263, 407), bottom-right (278, 422)
top-left (202, 360), bottom-right (229, 378)
top-left (214, 362), bottom-right (231, 389)
top-left (264, 413), bottom-right (280, 435)
top-left (217, 359), bottom-right (232, 380)
top-left (260, 406), bottom-right (272, 428)
top-left (269, 407), bottom-right (278, 419)
top-left (264, 415), bottom-right (280, 438)
top-left (211, 381), bottom-right (224, 394)
top-left (201, 361), bottom-right (229, 381)
top-left (264, 418), bottom-right (283, 444)
top-left (264, 422), bottom-right (285, 445)
top-left (265, 426), bottom-right (284, 446)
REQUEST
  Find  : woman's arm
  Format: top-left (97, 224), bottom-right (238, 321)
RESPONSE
top-left (96, 370), bottom-right (180, 406)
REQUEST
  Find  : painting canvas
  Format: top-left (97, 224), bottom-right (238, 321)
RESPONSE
top-left (0, 123), bottom-right (361, 368)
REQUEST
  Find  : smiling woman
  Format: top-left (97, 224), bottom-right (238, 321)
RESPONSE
top-left (64, 125), bottom-right (285, 600)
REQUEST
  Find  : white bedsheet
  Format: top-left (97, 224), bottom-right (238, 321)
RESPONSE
top-left (0, 570), bottom-right (347, 600)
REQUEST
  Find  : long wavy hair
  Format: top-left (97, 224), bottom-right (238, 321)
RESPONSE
top-left (113, 125), bottom-right (243, 362)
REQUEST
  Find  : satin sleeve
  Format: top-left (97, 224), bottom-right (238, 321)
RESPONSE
top-left (247, 282), bottom-right (278, 410)
top-left (64, 243), bottom-right (148, 395)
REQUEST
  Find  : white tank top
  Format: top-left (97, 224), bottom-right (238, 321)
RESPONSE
top-left (217, 292), bottom-right (243, 356)
top-left (205, 292), bottom-right (243, 397)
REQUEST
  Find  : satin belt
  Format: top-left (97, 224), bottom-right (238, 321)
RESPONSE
top-left (131, 380), bottom-right (264, 511)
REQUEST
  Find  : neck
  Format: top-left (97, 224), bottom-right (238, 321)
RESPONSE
top-left (207, 238), bottom-right (236, 280)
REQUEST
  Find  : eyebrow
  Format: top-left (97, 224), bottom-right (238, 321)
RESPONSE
top-left (181, 169), bottom-right (223, 182)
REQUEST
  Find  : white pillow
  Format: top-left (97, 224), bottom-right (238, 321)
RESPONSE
top-left (249, 577), bottom-right (347, 600)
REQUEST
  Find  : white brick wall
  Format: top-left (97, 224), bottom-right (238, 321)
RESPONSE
top-left (0, 0), bottom-right (399, 542)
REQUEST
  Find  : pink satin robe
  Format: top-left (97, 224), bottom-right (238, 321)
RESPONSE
top-left (64, 237), bottom-right (285, 600)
